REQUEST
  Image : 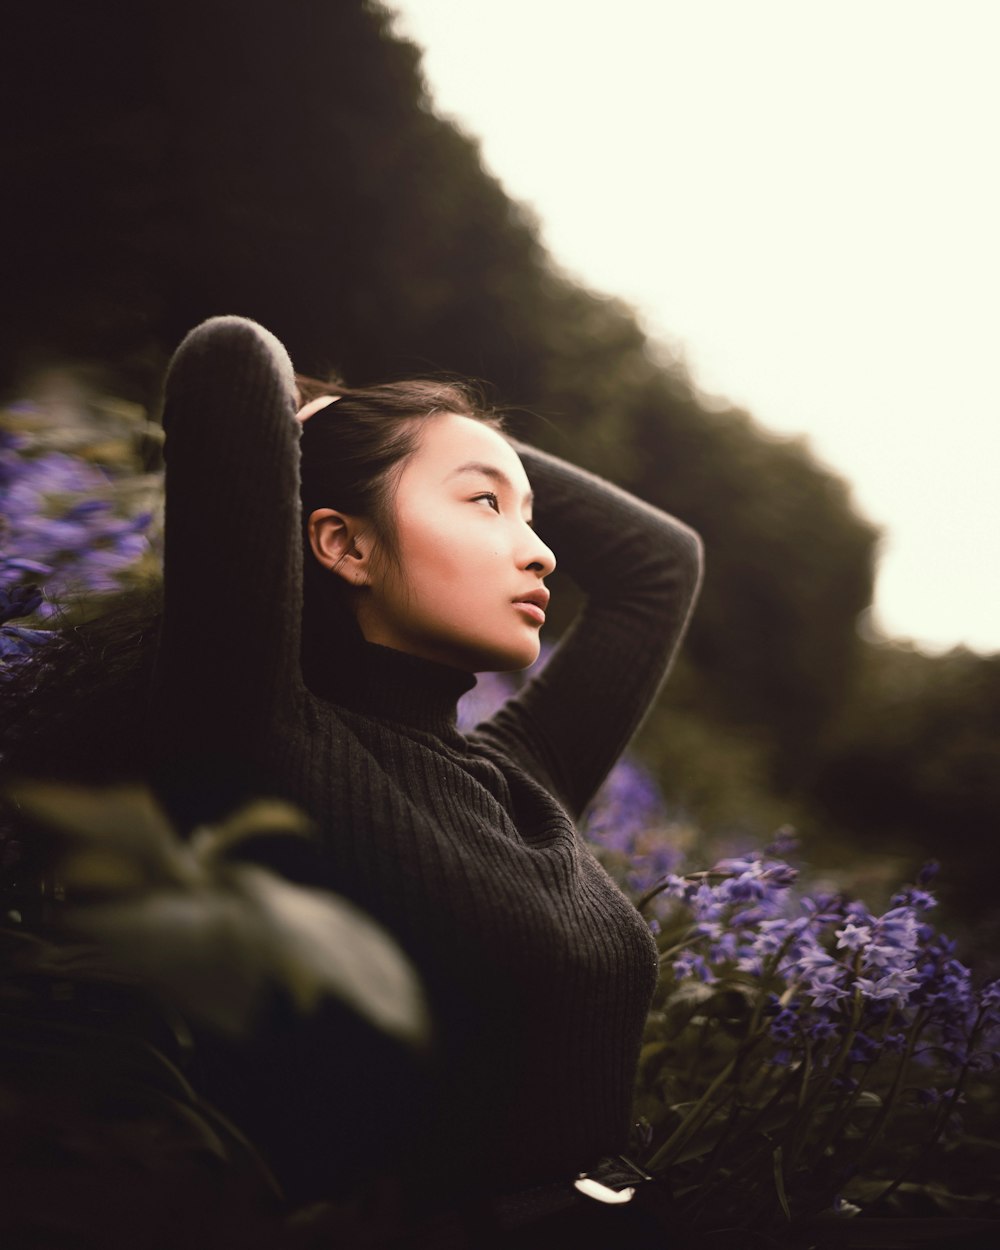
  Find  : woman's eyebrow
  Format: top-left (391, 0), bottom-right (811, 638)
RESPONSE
top-left (447, 461), bottom-right (534, 506)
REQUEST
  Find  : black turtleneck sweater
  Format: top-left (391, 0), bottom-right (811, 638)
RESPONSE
top-left (151, 317), bottom-right (703, 1197)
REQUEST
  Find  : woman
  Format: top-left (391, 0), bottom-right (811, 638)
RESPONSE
top-left (151, 315), bottom-right (703, 1246)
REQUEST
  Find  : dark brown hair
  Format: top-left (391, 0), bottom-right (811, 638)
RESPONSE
top-left (296, 376), bottom-right (504, 698)
top-left (298, 376), bottom-right (501, 561)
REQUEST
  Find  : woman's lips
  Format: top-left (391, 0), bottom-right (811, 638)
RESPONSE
top-left (513, 601), bottom-right (546, 625)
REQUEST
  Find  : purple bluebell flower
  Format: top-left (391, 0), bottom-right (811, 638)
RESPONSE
top-left (835, 919), bottom-right (873, 953)
top-left (582, 757), bottom-right (666, 853)
top-left (764, 826), bottom-right (799, 859)
top-left (2, 402), bottom-right (157, 623)
top-left (457, 669), bottom-right (516, 730)
top-left (690, 881), bottom-right (725, 920)
top-left (804, 965), bottom-right (851, 1010)
top-left (736, 952), bottom-right (765, 978)
top-left (673, 950), bottom-right (715, 984)
top-left (0, 625), bottom-right (54, 659)
top-left (624, 839), bottom-right (682, 895)
top-left (713, 855), bottom-right (798, 912)
top-left (0, 556), bottom-right (52, 585)
top-left (978, 979), bottom-right (1000, 1012)
top-left (891, 886), bottom-right (937, 912)
top-left (769, 1007), bottom-right (801, 1043)
top-left (806, 1017), bottom-right (839, 1042)
top-left (657, 874), bottom-right (690, 902)
top-left (579, 755), bottom-right (686, 899)
top-left (706, 930), bottom-right (739, 963)
top-left (0, 579), bottom-right (44, 624)
top-left (458, 640), bottom-right (556, 731)
top-left (797, 945), bottom-right (840, 976)
top-left (751, 917), bottom-right (799, 957)
top-left (801, 892), bottom-right (848, 925)
top-left (856, 968), bottom-right (921, 1006)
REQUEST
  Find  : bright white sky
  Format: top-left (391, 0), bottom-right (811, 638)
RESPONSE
top-left (389, 0), bottom-right (1000, 655)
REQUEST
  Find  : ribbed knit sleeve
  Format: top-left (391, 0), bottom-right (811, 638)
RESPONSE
top-left (150, 317), bottom-right (306, 819)
top-left (475, 443), bottom-right (703, 819)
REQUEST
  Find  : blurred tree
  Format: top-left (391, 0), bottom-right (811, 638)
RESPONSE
top-left (627, 375), bottom-right (879, 783)
top-left (0, 1), bottom-right (170, 393)
top-left (812, 642), bottom-right (1000, 952)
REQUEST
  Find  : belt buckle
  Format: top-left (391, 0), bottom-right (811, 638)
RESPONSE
top-left (573, 1155), bottom-right (651, 1205)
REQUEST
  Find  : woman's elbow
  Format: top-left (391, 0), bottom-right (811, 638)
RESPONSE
top-left (655, 515), bottom-right (705, 600)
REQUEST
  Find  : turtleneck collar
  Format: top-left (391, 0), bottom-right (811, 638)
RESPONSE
top-left (328, 641), bottom-right (477, 738)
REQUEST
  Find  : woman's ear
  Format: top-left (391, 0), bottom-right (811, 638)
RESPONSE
top-left (308, 508), bottom-right (372, 586)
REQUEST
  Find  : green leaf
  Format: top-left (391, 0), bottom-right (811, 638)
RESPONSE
top-left (64, 871), bottom-right (430, 1047)
top-left (773, 1144), bottom-right (792, 1222)
top-left (8, 781), bottom-right (199, 890)
top-left (190, 799), bottom-right (315, 865)
top-left (8, 783), bottom-right (430, 1047)
top-left (233, 864), bottom-right (430, 1043)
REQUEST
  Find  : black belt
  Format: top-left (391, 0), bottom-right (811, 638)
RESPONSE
top-left (489, 1155), bottom-right (652, 1231)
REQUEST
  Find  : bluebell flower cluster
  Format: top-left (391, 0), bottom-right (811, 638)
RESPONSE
top-left (580, 758), bottom-right (686, 899)
top-left (624, 828), bottom-right (1000, 1229)
top-left (645, 842), bottom-right (999, 1070)
top-left (0, 409), bottom-right (155, 668)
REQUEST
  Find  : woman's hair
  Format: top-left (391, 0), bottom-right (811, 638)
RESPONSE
top-left (296, 375), bottom-right (504, 698)
top-left (298, 375), bottom-right (501, 561)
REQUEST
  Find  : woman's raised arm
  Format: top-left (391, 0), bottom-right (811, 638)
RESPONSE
top-left (150, 317), bottom-right (305, 824)
top-left (473, 442), bottom-right (703, 820)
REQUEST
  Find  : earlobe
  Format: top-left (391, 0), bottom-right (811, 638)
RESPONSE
top-left (307, 508), bottom-right (370, 586)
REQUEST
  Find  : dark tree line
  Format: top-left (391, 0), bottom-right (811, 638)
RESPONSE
top-left (2, 0), bottom-right (996, 945)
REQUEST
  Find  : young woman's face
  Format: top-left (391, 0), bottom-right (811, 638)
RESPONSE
top-left (357, 413), bottom-right (556, 672)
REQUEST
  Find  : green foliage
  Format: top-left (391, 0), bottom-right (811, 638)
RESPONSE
top-left (0, 779), bottom-right (433, 1245)
top-left (7, 781), bottom-right (430, 1046)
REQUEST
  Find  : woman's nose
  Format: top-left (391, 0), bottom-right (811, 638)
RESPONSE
top-left (524, 532), bottom-right (556, 577)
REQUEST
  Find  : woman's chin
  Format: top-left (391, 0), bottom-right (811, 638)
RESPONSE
top-left (476, 639), bottom-right (541, 674)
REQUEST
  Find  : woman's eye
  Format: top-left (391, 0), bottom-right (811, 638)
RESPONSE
top-left (473, 492), bottom-right (500, 512)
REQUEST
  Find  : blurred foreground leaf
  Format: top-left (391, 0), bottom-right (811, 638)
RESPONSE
top-left (9, 781), bottom-right (430, 1047)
